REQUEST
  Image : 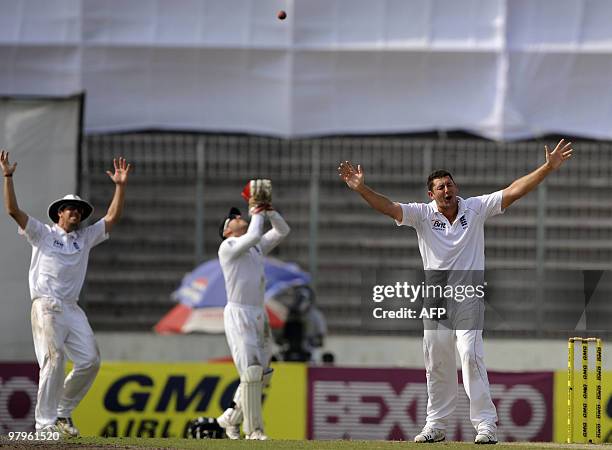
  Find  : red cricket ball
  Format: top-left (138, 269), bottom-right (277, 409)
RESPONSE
top-left (277, 10), bottom-right (287, 20)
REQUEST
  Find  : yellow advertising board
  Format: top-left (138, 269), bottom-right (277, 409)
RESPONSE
top-left (553, 369), bottom-right (611, 443)
top-left (72, 362), bottom-right (306, 439)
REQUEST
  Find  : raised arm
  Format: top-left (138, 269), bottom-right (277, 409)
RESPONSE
top-left (260, 208), bottom-right (290, 255)
top-left (221, 213), bottom-right (265, 260)
top-left (1, 150), bottom-right (28, 229)
top-left (338, 161), bottom-right (403, 222)
top-left (502, 139), bottom-right (573, 210)
top-left (104, 157), bottom-right (132, 233)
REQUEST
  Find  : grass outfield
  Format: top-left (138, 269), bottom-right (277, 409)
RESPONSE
top-left (1, 437), bottom-right (610, 449)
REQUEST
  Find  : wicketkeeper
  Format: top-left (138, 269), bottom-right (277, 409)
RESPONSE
top-left (216, 179), bottom-right (290, 440)
top-left (1, 150), bottom-right (131, 436)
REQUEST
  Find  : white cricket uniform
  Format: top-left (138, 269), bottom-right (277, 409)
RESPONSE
top-left (396, 191), bottom-right (504, 434)
top-left (20, 216), bottom-right (108, 430)
top-left (219, 211), bottom-right (290, 375)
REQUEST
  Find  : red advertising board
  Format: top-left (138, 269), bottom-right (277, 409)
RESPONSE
top-left (307, 367), bottom-right (553, 442)
top-left (0, 363), bottom-right (38, 433)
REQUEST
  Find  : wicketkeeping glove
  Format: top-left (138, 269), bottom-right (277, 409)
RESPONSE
top-left (241, 179), bottom-right (272, 207)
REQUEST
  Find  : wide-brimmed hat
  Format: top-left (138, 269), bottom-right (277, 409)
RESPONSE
top-left (219, 207), bottom-right (242, 239)
top-left (48, 195), bottom-right (94, 223)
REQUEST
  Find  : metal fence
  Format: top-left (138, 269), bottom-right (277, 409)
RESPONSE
top-left (81, 133), bottom-right (612, 336)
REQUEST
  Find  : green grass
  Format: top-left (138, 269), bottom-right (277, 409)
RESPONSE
top-left (2, 437), bottom-right (609, 449)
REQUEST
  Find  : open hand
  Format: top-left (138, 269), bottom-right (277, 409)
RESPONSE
top-left (338, 161), bottom-right (364, 191)
top-left (106, 157), bottom-right (131, 185)
top-left (0, 150), bottom-right (17, 176)
top-left (545, 139), bottom-right (573, 170)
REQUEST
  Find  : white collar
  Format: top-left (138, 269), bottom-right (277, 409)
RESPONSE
top-left (52, 224), bottom-right (79, 238)
top-left (429, 196), bottom-right (466, 218)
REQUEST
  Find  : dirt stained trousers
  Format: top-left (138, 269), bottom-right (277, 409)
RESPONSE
top-left (31, 297), bottom-right (100, 429)
top-left (223, 302), bottom-right (273, 413)
top-left (224, 303), bottom-right (272, 376)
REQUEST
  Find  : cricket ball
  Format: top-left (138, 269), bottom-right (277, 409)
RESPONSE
top-left (277, 10), bottom-right (287, 20)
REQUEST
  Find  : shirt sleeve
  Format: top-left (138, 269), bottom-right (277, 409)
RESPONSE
top-left (218, 214), bottom-right (264, 261)
top-left (18, 216), bottom-right (47, 247)
top-left (260, 211), bottom-right (290, 255)
top-left (472, 190), bottom-right (505, 220)
top-left (395, 203), bottom-right (428, 229)
top-left (85, 218), bottom-right (109, 248)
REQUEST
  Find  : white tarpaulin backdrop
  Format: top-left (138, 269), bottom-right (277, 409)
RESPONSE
top-left (0, 96), bottom-right (81, 359)
top-left (1, 0), bottom-right (611, 140)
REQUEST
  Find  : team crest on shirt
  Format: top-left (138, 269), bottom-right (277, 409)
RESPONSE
top-left (73, 241), bottom-right (81, 250)
top-left (53, 239), bottom-right (64, 249)
top-left (431, 219), bottom-right (446, 231)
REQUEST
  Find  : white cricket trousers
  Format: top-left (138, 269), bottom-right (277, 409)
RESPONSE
top-left (423, 328), bottom-right (498, 433)
top-left (223, 303), bottom-right (272, 376)
top-left (31, 298), bottom-right (100, 430)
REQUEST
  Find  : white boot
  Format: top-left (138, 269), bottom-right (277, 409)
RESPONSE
top-left (217, 407), bottom-right (242, 440)
top-left (245, 429), bottom-right (268, 440)
top-left (475, 430), bottom-right (498, 444)
top-left (55, 417), bottom-right (79, 437)
top-left (414, 426), bottom-right (446, 443)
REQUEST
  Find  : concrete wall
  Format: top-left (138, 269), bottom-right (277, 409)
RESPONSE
top-left (73, 333), bottom-right (612, 371)
top-left (6, 330), bottom-right (608, 370)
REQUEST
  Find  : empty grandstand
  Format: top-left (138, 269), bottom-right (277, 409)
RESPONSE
top-left (80, 132), bottom-right (612, 337)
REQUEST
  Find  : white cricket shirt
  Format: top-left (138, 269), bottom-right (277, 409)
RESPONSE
top-left (219, 211), bottom-right (290, 308)
top-left (20, 216), bottom-right (108, 302)
top-left (396, 191), bottom-right (504, 270)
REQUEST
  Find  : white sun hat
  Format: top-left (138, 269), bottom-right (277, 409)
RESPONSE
top-left (47, 194), bottom-right (94, 223)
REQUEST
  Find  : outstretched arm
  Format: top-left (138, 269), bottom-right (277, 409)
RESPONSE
top-left (1, 150), bottom-right (27, 229)
top-left (502, 139), bottom-right (573, 210)
top-left (338, 161), bottom-right (403, 222)
top-left (104, 157), bottom-right (132, 233)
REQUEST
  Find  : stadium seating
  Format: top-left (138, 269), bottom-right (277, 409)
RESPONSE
top-left (81, 133), bottom-right (612, 337)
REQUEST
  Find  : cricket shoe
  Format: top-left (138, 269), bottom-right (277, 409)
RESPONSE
top-left (40, 424), bottom-right (61, 434)
top-left (216, 419), bottom-right (240, 439)
top-left (475, 431), bottom-right (498, 444)
top-left (414, 426), bottom-right (446, 443)
top-left (55, 417), bottom-right (80, 437)
top-left (245, 429), bottom-right (268, 440)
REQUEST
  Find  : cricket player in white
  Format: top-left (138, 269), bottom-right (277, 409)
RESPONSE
top-left (216, 202), bottom-right (290, 440)
top-left (1, 150), bottom-right (131, 436)
top-left (339, 139), bottom-right (573, 444)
